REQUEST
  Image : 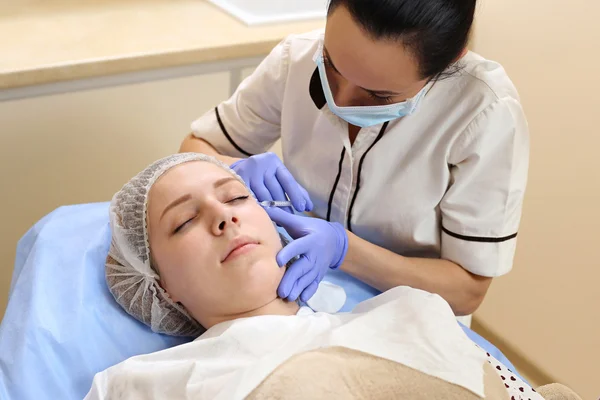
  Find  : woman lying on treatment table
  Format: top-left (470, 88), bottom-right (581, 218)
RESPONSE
top-left (86, 153), bottom-right (543, 400)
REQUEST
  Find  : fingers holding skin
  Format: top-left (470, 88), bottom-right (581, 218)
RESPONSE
top-left (274, 236), bottom-right (311, 267)
top-left (299, 280), bottom-right (319, 303)
top-left (277, 255), bottom-right (312, 299)
top-left (265, 207), bottom-right (307, 238)
top-left (285, 267), bottom-right (319, 302)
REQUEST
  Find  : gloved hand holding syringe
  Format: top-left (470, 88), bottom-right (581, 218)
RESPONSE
top-left (230, 152), bottom-right (313, 214)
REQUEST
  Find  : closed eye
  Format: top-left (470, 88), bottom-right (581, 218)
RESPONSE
top-left (367, 91), bottom-right (395, 103)
top-left (174, 217), bottom-right (194, 234)
top-left (323, 56), bottom-right (337, 74)
top-left (227, 195), bottom-right (250, 204)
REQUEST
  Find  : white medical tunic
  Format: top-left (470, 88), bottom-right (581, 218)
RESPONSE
top-left (191, 29), bottom-right (529, 278)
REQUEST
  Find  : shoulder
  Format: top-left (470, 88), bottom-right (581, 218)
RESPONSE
top-left (252, 29), bottom-right (322, 86)
top-left (427, 52), bottom-right (527, 140)
top-left (458, 51), bottom-right (521, 100)
top-left (277, 29), bottom-right (323, 66)
top-left (273, 29), bottom-right (323, 94)
top-left (283, 28), bottom-right (323, 48)
top-left (447, 55), bottom-right (529, 161)
top-left (417, 53), bottom-right (528, 160)
top-left (458, 53), bottom-right (527, 135)
top-left (430, 51), bottom-right (523, 113)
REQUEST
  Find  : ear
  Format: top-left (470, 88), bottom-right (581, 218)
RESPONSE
top-left (159, 278), bottom-right (181, 303)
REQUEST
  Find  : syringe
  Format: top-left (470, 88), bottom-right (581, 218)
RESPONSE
top-left (259, 200), bottom-right (293, 208)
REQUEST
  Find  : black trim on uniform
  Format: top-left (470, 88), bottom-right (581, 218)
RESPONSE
top-left (442, 227), bottom-right (518, 243)
top-left (326, 147), bottom-right (346, 222)
top-left (214, 106), bottom-right (254, 157)
top-left (346, 121), bottom-right (390, 232)
top-left (309, 67), bottom-right (327, 110)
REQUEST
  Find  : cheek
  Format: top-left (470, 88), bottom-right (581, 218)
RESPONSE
top-left (156, 235), bottom-right (215, 290)
top-left (246, 207), bottom-right (283, 250)
top-left (240, 246), bottom-right (285, 293)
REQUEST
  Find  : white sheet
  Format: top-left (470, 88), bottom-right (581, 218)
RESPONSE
top-left (85, 286), bottom-right (487, 400)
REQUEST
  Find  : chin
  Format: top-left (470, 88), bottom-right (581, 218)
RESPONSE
top-left (230, 246), bottom-right (278, 271)
top-left (240, 259), bottom-right (283, 294)
top-left (225, 247), bottom-right (283, 298)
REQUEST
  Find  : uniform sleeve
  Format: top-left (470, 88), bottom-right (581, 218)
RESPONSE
top-left (190, 37), bottom-right (291, 157)
top-left (440, 98), bottom-right (529, 277)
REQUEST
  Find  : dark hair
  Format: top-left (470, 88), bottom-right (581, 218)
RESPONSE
top-left (327, 0), bottom-right (476, 79)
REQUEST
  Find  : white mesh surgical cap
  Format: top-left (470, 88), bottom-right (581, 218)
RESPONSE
top-left (106, 153), bottom-right (250, 337)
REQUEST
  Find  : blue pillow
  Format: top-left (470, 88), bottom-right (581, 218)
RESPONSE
top-left (0, 203), bottom-right (190, 400)
top-left (0, 202), bottom-right (523, 400)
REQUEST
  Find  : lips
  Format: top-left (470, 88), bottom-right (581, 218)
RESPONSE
top-left (221, 236), bottom-right (259, 263)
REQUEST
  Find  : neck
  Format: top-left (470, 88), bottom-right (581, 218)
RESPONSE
top-left (202, 297), bottom-right (300, 330)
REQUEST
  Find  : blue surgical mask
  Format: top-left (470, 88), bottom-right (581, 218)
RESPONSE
top-left (313, 42), bottom-right (427, 128)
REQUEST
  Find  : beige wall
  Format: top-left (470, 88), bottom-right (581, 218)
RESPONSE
top-left (472, 0), bottom-right (600, 398)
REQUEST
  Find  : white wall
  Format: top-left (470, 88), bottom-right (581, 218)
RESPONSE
top-left (472, 1), bottom-right (600, 398)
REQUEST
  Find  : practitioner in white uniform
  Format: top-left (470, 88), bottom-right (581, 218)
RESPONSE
top-left (181, 0), bottom-right (529, 318)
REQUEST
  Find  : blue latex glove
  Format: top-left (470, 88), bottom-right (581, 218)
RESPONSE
top-left (231, 152), bottom-right (313, 213)
top-left (266, 208), bottom-right (349, 302)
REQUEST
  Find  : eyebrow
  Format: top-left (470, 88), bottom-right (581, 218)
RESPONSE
top-left (160, 193), bottom-right (192, 221)
top-left (159, 177), bottom-right (241, 221)
top-left (213, 176), bottom-right (239, 189)
top-left (323, 46), bottom-right (402, 96)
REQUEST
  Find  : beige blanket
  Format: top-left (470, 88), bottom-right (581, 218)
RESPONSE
top-left (537, 384), bottom-right (583, 400)
top-left (249, 347), bottom-right (585, 399)
top-left (248, 346), bottom-right (509, 400)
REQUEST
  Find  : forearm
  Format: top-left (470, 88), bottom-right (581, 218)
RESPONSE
top-left (179, 134), bottom-right (241, 165)
top-left (341, 231), bottom-right (492, 316)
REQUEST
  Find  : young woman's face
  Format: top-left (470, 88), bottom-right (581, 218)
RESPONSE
top-left (146, 161), bottom-right (285, 326)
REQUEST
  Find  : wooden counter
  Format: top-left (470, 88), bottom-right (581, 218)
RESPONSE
top-left (0, 0), bottom-right (324, 90)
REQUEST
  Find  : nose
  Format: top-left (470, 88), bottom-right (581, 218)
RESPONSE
top-left (210, 203), bottom-right (239, 236)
